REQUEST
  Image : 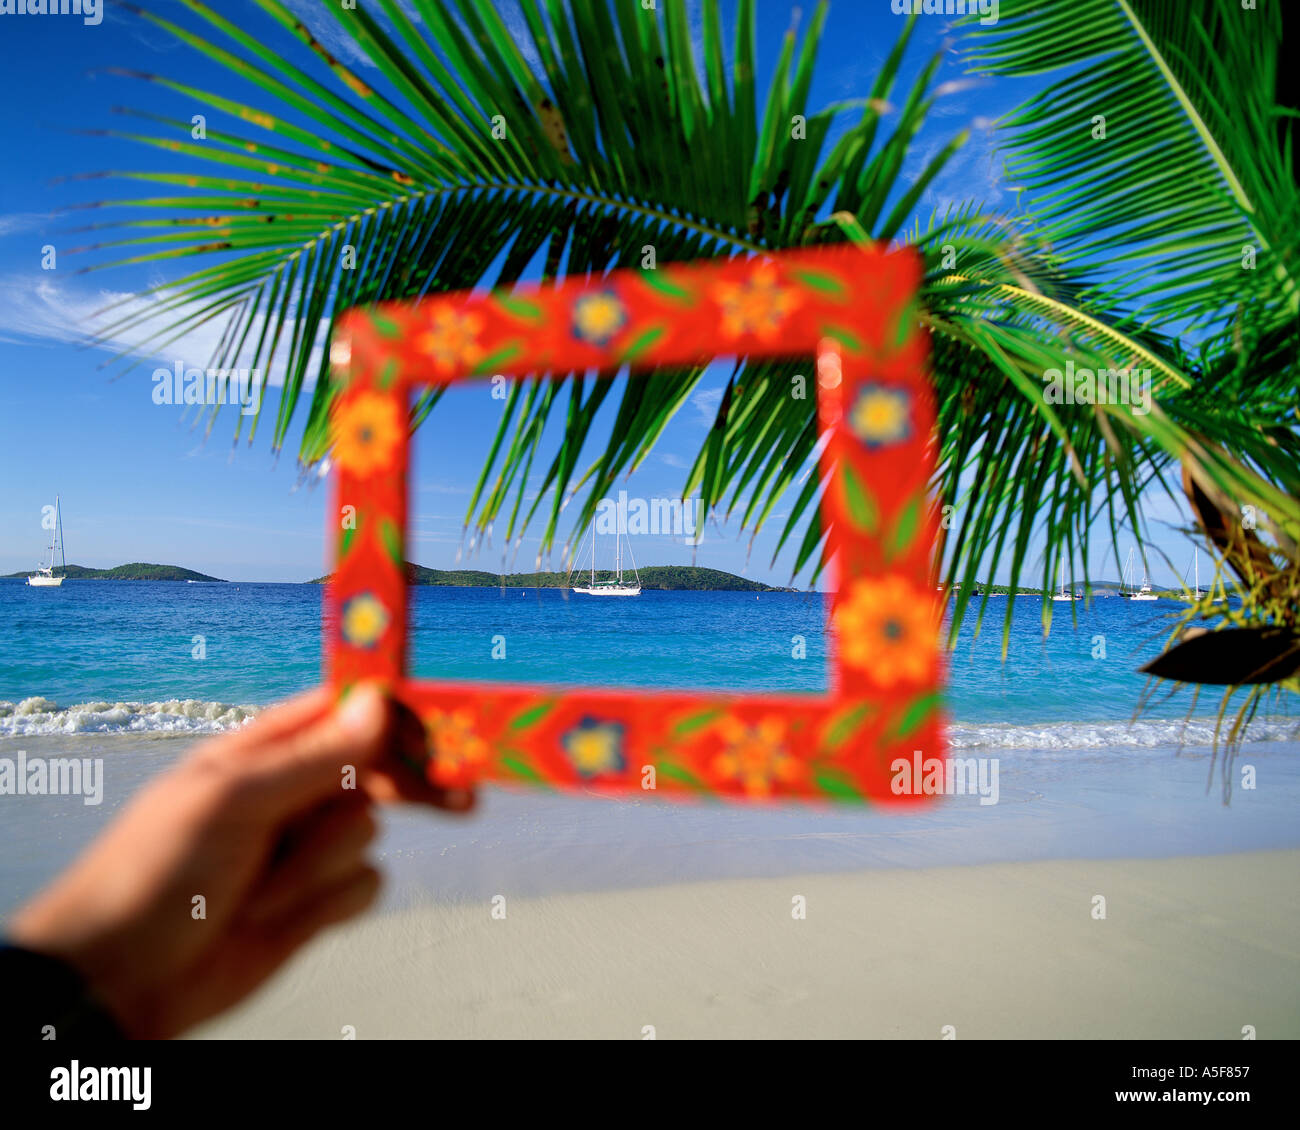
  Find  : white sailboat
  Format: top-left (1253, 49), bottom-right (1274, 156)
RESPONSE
top-left (1121, 546), bottom-right (1157, 600)
top-left (1189, 546), bottom-right (1227, 602)
top-left (1133, 553), bottom-right (1157, 601)
top-left (27, 495), bottom-right (67, 587)
top-left (571, 522), bottom-right (641, 596)
top-left (1049, 554), bottom-right (1079, 602)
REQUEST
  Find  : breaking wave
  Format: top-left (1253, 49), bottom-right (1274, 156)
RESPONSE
top-left (948, 716), bottom-right (1299, 750)
top-left (0, 697), bottom-right (1294, 751)
top-left (0, 697), bottom-right (256, 737)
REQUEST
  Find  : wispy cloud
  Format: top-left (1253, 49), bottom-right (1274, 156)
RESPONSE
top-left (690, 387), bottom-right (723, 425)
top-left (0, 273), bottom-right (323, 390)
top-left (280, 0), bottom-right (376, 69)
top-left (0, 212), bottom-right (54, 238)
top-left (495, 0), bottom-right (545, 70)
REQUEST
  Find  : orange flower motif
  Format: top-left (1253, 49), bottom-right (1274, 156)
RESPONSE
top-left (332, 391), bottom-right (402, 477)
top-left (834, 576), bottom-right (936, 686)
top-left (711, 263), bottom-right (802, 342)
top-left (427, 707), bottom-right (490, 783)
top-left (415, 305), bottom-right (486, 376)
top-left (711, 715), bottom-right (801, 798)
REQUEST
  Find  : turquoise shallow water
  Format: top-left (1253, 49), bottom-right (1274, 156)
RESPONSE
top-left (1, 580), bottom-right (1297, 914)
top-left (0, 579), bottom-right (1295, 748)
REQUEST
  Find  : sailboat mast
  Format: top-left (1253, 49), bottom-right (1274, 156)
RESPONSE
top-left (49, 495), bottom-right (59, 569)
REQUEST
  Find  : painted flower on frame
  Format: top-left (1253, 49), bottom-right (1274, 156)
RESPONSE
top-left (341, 592), bottom-right (390, 651)
top-left (415, 304), bottom-right (486, 376)
top-left (332, 391), bottom-right (402, 477)
top-left (833, 576), bottom-right (935, 685)
top-left (562, 716), bottom-right (626, 777)
top-left (427, 707), bottom-right (490, 783)
top-left (711, 263), bottom-right (801, 341)
top-left (572, 290), bottom-right (628, 347)
top-left (849, 384), bottom-right (912, 449)
top-left (711, 715), bottom-right (800, 798)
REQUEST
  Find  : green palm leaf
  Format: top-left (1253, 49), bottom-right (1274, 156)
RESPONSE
top-left (74, 0), bottom-right (1296, 659)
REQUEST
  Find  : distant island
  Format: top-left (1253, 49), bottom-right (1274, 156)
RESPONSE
top-left (2, 563), bottom-right (226, 582)
top-left (950, 579), bottom-right (1182, 598)
top-left (309, 563), bottom-right (792, 592)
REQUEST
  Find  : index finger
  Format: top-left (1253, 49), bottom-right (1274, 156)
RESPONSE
top-left (238, 685), bottom-right (392, 819)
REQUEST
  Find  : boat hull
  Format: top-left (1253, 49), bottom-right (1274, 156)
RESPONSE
top-left (572, 586), bottom-right (641, 596)
top-left (27, 575), bottom-right (64, 587)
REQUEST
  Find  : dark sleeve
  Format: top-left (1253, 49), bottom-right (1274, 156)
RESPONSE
top-left (0, 942), bottom-right (124, 1041)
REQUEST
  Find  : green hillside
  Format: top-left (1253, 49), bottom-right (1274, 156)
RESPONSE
top-left (309, 563), bottom-right (787, 591)
top-left (3, 563), bottom-right (225, 582)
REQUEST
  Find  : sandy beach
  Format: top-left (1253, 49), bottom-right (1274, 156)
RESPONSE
top-left (195, 850), bottom-right (1300, 1039)
top-left (3, 732), bottom-right (1297, 1040)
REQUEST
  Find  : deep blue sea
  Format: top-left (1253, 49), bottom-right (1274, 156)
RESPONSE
top-left (0, 579), bottom-right (1295, 749)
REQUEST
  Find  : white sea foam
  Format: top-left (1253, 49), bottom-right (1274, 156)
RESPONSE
top-left (948, 716), bottom-right (1299, 751)
top-left (0, 697), bottom-right (1294, 750)
top-left (0, 697), bottom-right (255, 737)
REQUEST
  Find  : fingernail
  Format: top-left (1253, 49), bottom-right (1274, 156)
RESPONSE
top-left (338, 685), bottom-right (385, 738)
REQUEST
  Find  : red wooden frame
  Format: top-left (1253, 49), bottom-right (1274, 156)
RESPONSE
top-left (326, 244), bottom-right (942, 803)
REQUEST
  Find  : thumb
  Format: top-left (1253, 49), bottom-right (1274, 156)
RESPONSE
top-left (243, 685), bottom-right (391, 820)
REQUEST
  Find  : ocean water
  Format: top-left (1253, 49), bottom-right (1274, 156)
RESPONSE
top-left (2, 579), bottom-right (1297, 915)
top-left (0, 578), bottom-right (1295, 748)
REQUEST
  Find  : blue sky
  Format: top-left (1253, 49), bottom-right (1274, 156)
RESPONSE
top-left (0, 0), bottom-right (1193, 585)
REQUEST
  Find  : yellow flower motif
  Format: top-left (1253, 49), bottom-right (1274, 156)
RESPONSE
top-left (428, 708), bottom-right (489, 779)
top-left (562, 717), bottom-right (625, 777)
top-left (332, 391), bottom-right (402, 478)
top-left (711, 263), bottom-right (801, 341)
top-left (572, 291), bottom-right (628, 346)
top-left (415, 305), bottom-right (486, 376)
top-left (833, 576), bottom-right (935, 685)
top-left (341, 592), bottom-right (390, 650)
top-left (849, 384), bottom-right (912, 448)
top-left (711, 715), bottom-right (799, 798)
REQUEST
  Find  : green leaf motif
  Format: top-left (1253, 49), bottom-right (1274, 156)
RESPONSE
top-left (509, 699), bottom-right (557, 732)
top-left (840, 464), bottom-right (879, 534)
top-left (377, 359), bottom-right (400, 390)
top-left (823, 701), bottom-right (874, 749)
top-left (340, 520), bottom-right (359, 561)
top-left (818, 323), bottom-right (864, 355)
top-left (655, 760), bottom-right (709, 791)
top-left (813, 767), bottom-right (865, 802)
top-left (791, 268), bottom-right (847, 299)
top-left (493, 294), bottom-right (544, 323)
top-left (370, 313), bottom-right (402, 341)
top-left (618, 325), bottom-right (666, 362)
top-left (472, 343), bottom-right (522, 375)
top-left (378, 518), bottom-right (403, 569)
top-left (672, 708), bottom-right (723, 737)
top-left (639, 272), bottom-right (694, 303)
top-left (886, 494), bottom-right (921, 561)
top-left (499, 754), bottom-right (549, 786)
top-left (890, 692), bottom-right (942, 741)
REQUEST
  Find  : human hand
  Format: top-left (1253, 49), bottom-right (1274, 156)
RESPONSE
top-left (7, 685), bottom-right (472, 1038)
